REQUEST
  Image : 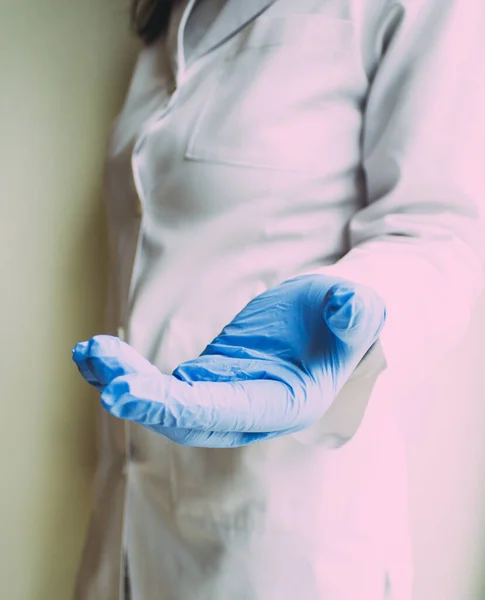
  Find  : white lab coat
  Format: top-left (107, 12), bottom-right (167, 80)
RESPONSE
top-left (75, 1), bottom-right (485, 599)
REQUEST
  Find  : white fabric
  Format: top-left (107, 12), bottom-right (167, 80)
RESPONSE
top-left (75, 1), bottom-right (485, 599)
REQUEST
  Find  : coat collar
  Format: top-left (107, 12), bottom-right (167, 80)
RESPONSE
top-left (185, 0), bottom-right (278, 61)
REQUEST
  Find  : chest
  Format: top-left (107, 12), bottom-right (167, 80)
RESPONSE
top-left (109, 0), bottom-right (371, 179)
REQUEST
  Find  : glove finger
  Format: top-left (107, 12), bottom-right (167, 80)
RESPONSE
top-left (72, 342), bottom-right (101, 387)
top-left (87, 336), bottom-right (158, 374)
top-left (74, 363), bottom-right (104, 389)
top-left (72, 335), bottom-right (158, 386)
top-left (100, 373), bottom-right (310, 433)
top-left (323, 283), bottom-right (386, 346)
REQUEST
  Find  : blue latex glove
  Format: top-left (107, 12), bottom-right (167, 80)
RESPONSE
top-left (72, 274), bottom-right (386, 447)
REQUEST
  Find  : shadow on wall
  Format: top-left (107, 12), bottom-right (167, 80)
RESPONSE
top-left (33, 204), bottom-right (109, 600)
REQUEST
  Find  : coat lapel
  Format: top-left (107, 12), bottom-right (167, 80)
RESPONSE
top-left (186, 0), bottom-right (278, 60)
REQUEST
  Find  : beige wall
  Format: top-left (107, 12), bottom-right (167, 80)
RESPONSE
top-left (0, 2), bottom-right (137, 599)
top-left (0, 2), bottom-right (484, 600)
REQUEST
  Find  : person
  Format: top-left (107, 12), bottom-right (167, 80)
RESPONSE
top-left (72, 1), bottom-right (485, 599)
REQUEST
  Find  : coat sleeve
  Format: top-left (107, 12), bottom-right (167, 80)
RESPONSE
top-left (294, 0), bottom-right (485, 447)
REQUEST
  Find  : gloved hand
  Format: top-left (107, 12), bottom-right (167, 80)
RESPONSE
top-left (72, 274), bottom-right (386, 447)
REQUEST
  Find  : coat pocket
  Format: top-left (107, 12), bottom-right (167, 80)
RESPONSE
top-left (185, 15), bottom-right (359, 173)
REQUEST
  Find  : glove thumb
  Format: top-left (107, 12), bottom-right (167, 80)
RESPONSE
top-left (323, 283), bottom-right (385, 345)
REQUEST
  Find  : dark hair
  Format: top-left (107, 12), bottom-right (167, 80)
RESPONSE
top-left (131, 0), bottom-right (175, 45)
